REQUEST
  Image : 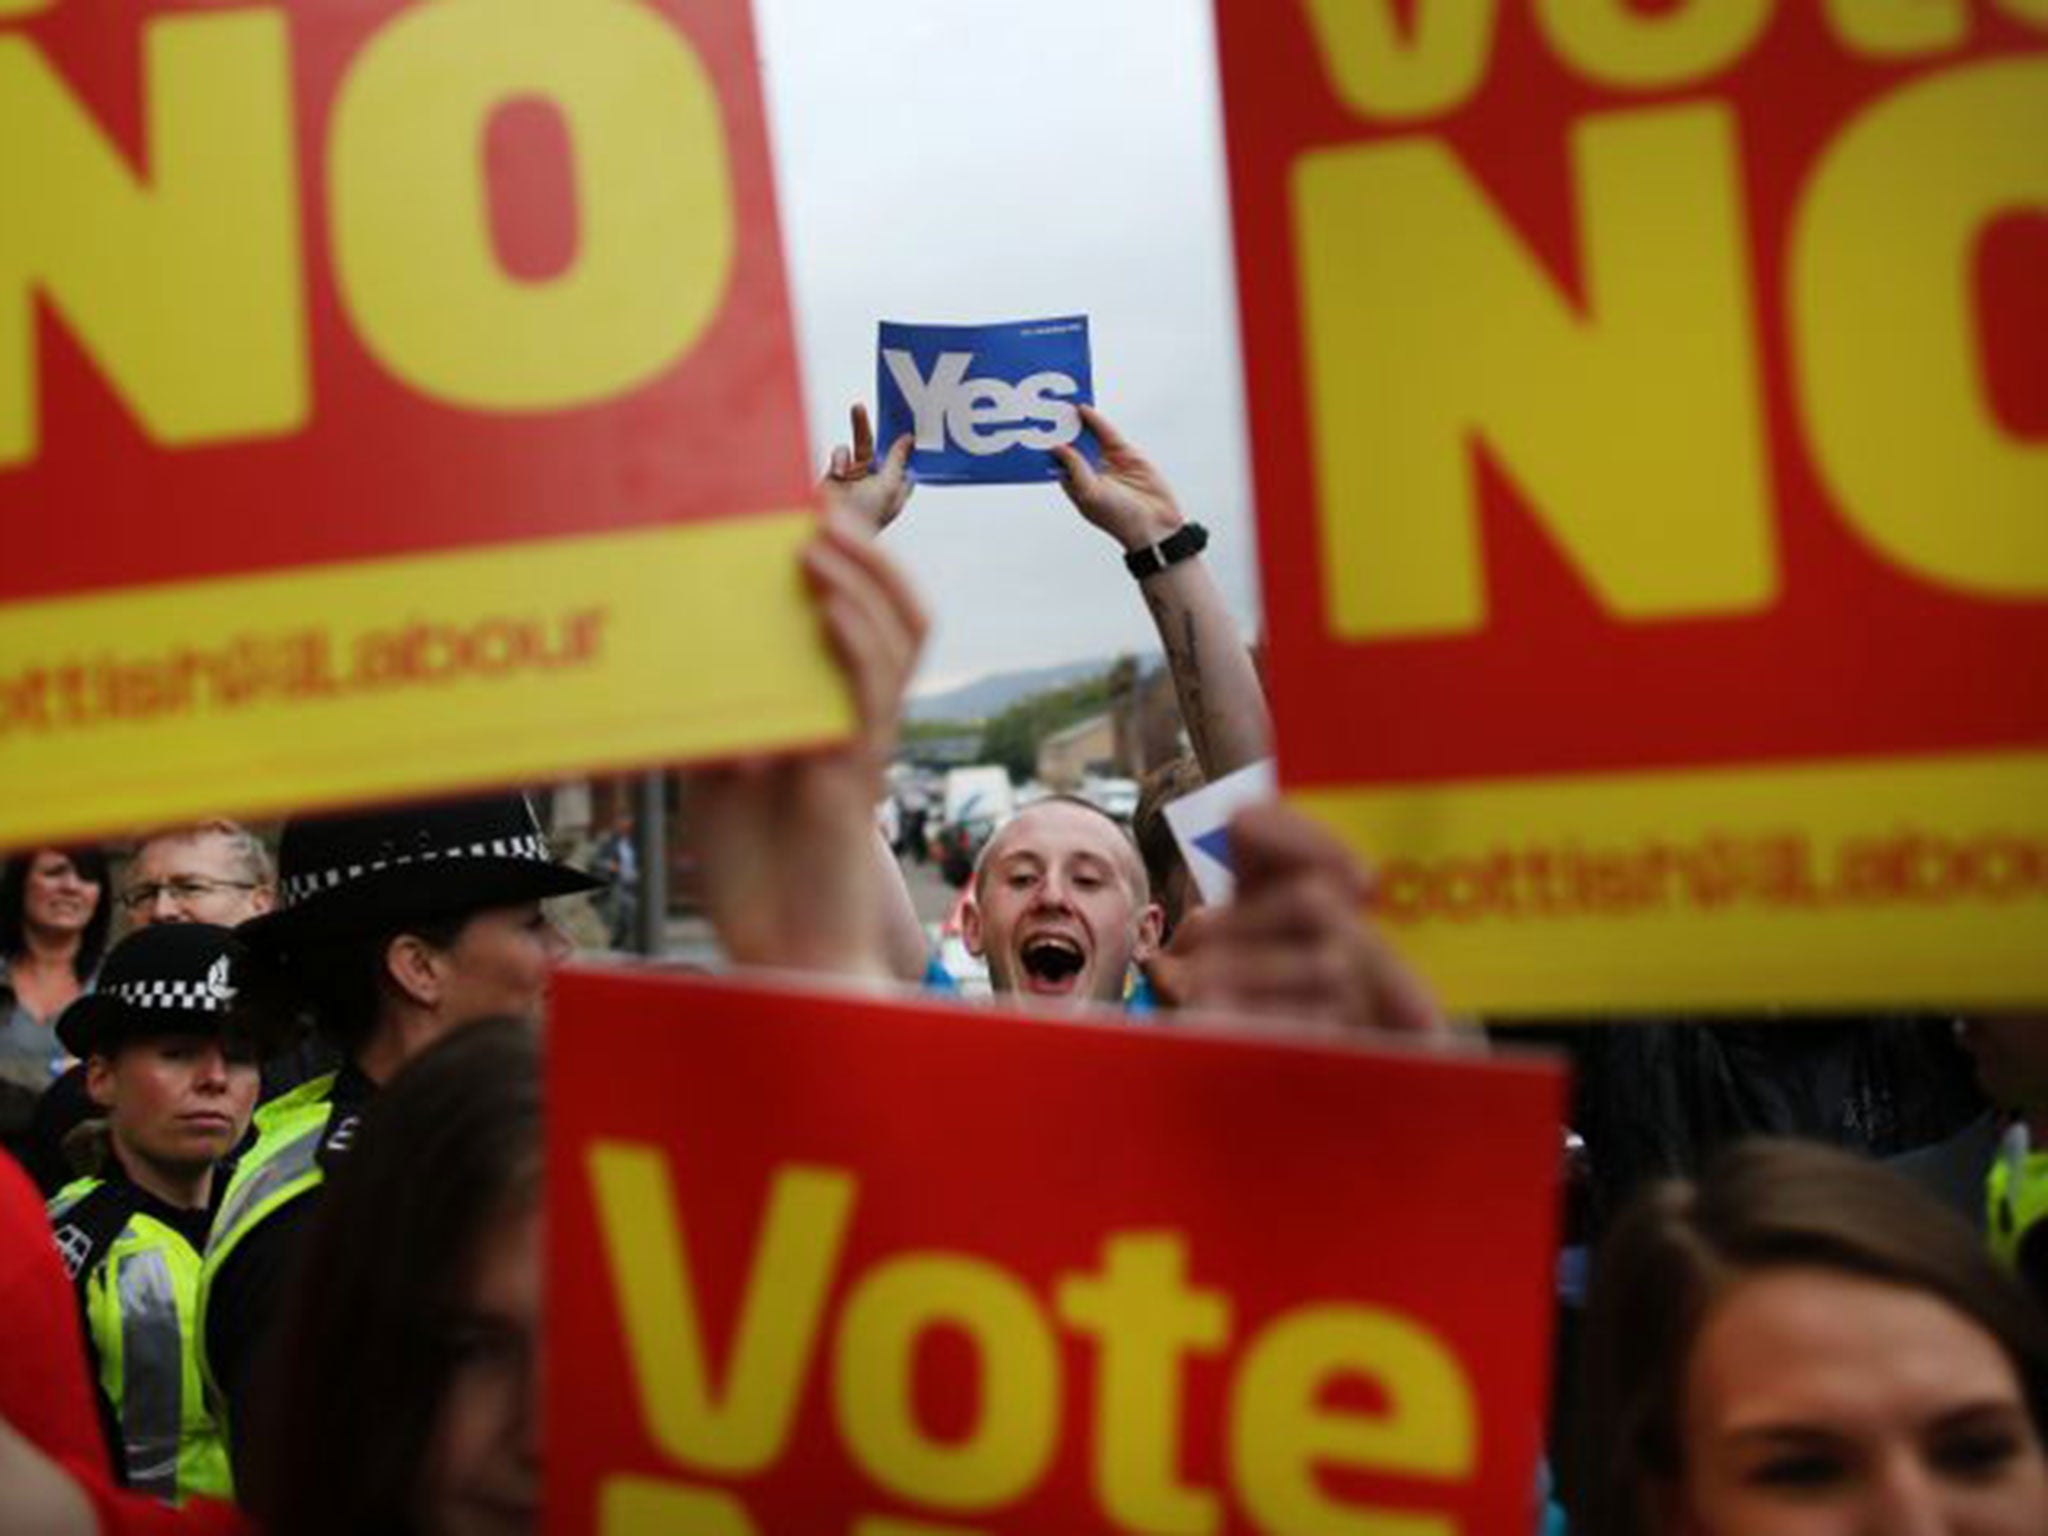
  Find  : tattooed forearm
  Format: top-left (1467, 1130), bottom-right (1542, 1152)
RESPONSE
top-left (1176, 610), bottom-right (1210, 765)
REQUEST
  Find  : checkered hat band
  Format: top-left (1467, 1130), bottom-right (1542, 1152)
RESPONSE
top-left (280, 833), bottom-right (555, 908)
top-left (107, 978), bottom-right (232, 1012)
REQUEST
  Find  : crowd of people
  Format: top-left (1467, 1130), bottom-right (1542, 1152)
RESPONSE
top-left (0, 406), bottom-right (2042, 1536)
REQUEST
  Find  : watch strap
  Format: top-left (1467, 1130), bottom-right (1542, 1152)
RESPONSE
top-left (1125, 522), bottom-right (1209, 579)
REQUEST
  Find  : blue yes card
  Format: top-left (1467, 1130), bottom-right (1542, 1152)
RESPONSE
top-left (874, 316), bottom-right (1097, 485)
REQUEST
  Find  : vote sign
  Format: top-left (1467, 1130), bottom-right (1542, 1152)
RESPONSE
top-left (1218, 4), bottom-right (2048, 1013)
top-left (548, 967), bottom-right (1566, 1535)
top-left (875, 317), bottom-right (1097, 484)
top-left (0, 0), bottom-right (844, 846)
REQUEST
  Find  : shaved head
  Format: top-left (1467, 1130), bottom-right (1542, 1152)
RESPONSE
top-left (973, 797), bottom-right (1150, 907)
top-left (966, 798), bottom-right (1160, 1007)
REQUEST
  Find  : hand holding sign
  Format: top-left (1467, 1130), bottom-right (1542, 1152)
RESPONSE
top-left (1156, 801), bottom-right (1445, 1039)
top-left (687, 513), bottom-right (927, 981)
top-left (1053, 403), bottom-right (1187, 552)
top-left (817, 402), bottom-right (914, 536)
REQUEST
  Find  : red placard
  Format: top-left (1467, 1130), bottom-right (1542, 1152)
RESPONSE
top-left (1216, 4), bottom-right (2048, 1012)
top-left (0, 0), bottom-right (845, 844)
top-left (547, 967), bottom-right (1565, 1535)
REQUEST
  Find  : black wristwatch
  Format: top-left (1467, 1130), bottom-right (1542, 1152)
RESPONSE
top-left (1124, 522), bottom-right (1209, 580)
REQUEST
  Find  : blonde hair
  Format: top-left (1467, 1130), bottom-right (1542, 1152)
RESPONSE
top-left (133, 819), bottom-right (275, 890)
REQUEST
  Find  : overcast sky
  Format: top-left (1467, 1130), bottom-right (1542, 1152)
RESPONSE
top-left (754, 0), bottom-right (1259, 697)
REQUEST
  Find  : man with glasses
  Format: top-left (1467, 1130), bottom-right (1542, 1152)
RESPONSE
top-left (119, 822), bottom-right (275, 933)
top-left (15, 825), bottom-right (280, 1195)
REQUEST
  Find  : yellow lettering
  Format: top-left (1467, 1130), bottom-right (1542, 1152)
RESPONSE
top-left (1293, 104), bottom-right (1773, 639)
top-left (1823, 0), bottom-right (1968, 56)
top-left (328, 0), bottom-right (734, 411)
top-left (1791, 56), bottom-right (2048, 597)
top-left (587, 1146), bottom-right (853, 1475)
top-left (0, 12), bottom-right (304, 466)
top-left (1300, 0), bottom-right (1498, 123)
top-left (834, 1254), bottom-right (1058, 1513)
top-left (1535, 0), bottom-right (1772, 90)
top-left (1229, 1307), bottom-right (1476, 1536)
top-left (601, 1479), bottom-right (757, 1536)
top-left (599, 1485), bottom-right (990, 1536)
top-left (1993, 0), bottom-right (2048, 28)
top-left (1056, 1234), bottom-right (1231, 1534)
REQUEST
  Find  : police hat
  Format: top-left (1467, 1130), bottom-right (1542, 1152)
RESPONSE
top-left (57, 923), bottom-right (245, 1059)
top-left (235, 793), bottom-right (604, 956)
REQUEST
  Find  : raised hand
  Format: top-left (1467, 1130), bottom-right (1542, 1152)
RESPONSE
top-left (818, 402), bottom-right (915, 536)
top-left (1052, 403), bottom-right (1185, 552)
top-left (1158, 802), bottom-right (1445, 1039)
top-left (688, 513), bottom-right (928, 981)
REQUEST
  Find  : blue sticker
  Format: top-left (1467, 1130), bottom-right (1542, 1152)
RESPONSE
top-left (1192, 826), bottom-right (1232, 872)
top-left (875, 316), bottom-right (1097, 485)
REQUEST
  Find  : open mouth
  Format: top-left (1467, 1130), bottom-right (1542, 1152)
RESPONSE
top-left (1020, 936), bottom-right (1086, 994)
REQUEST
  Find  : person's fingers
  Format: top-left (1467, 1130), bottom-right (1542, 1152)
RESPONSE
top-left (1210, 872), bottom-right (1358, 946)
top-left (1194, 938), bottom-right (1359, 1005)
top-left (815, 515), bottom-right (929, 647)
top-left (817, 589), bottom-right (900, 731)
top-left (1143, 950), bottom-right (1195, 1009)
top-left (1077, 402), bottom-right (1129, 456)
top-left (828, 445), bottom-right (852, 480)
top-left (1357, 924), bottom-right (1446, 1035)
top-left (851, 402), bottom-right (875, 464)
top-left (1200, 908), bottom-right (1444, 1036)
top-left (804, 535), bottom-right (924, 729)
top-left (807, 539), bottom-right (919, 686)
top-left (1162, 902), bottom-right (1226, 959)
top-left (1052, 442), bottom-right (1102, 511)
top-left (883, 432), bottom-right (914, 480)
top-left (1227, 802), bottom-right (1374, 904)
top-left (815, 582), bottom-right (904, 742)
top-left (1187, 960), bottom-right (1363, 1034)
top-left (1184, 856), bottom-right (1445, 1035)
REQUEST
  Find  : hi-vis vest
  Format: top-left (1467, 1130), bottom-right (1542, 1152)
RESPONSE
top-left (47, 1178), bottom-right (231, 1504)
top-left (195, 1071), bottom-right (349, 1419)
top-left (1987, 1123), bottom-right (2048, 1270)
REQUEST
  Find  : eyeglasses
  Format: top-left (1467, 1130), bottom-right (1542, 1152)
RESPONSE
top-left (118, 876), bottom-right (260, 914)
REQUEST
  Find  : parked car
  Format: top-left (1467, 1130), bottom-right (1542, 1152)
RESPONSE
top-left (1080, 774), bottom-right (1140, 822)
top-left (934, 765), bottom-right (1017, 887)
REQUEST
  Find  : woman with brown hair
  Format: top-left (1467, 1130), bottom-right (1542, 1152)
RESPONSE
top-left (0, 847), bottom-right (111, 1109)
top-left (241, 1016), bottom-right (540, 1536)
top-left (0, 1018), bottom-right (538, 1536)
top-left (1579, 1138), bottom-right (2048, 1536)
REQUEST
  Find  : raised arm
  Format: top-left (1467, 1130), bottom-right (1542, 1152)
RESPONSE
top-left (689, 510), bottom-right (929, 983)
top-left (1053, 404), bottom-right (1271, 777)
top-left (819, 402), bottom-right (915, 536)
top-left (812, 403), bottom-right (931, 983)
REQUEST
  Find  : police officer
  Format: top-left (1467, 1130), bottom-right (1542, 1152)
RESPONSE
top-left (45, 922), bottom-right (260, 1504)
top-left (195, 793), bottom-right (602, 1478)
top-left (1957, 1016), bottom-right (2048, 1303)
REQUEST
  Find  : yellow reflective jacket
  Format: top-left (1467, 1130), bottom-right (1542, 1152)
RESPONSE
top-left (47, 1176), bottom-right (232, 1503)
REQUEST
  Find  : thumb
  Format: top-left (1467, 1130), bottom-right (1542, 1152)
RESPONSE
top-left (1163, 902), bottom-right (1224, 959)
top-left (1052, 442), bottom-right (1100, 508)
top-left (1228, 802), bottom-right (1372, 905)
